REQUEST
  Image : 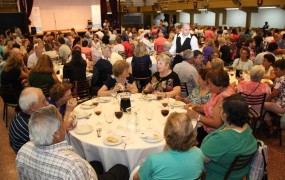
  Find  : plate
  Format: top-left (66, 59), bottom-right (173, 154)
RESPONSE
top-left (261, 79), bottom-right (273, 85)
top-left (141, 133), bottom-right (163, 143)
top-left (97, 97), bottom-right (112, 103)
top-left (142, 94), bottom-right (156, 100)
top-left (170, 100), bottom-right (185, 107)
top-left (103, 135), bottom-right (122, 146)
top-left (73, 111), bottom-right (89, 119)
top-left (80, 103), bottom-right (94, 109)
top-left (74, 125), bottom-right (93, 134)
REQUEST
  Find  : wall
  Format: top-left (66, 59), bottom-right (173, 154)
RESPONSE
top-left (226, 10), bottom-right (247, 27)
top-left (251, 8), bottom-right (285, 29)
top-left (31, 0), bottom-right (99, 31)
top-left (194, 11), bottom-right (215, 26)
top-left (179, 12), bottom-right (190, 23)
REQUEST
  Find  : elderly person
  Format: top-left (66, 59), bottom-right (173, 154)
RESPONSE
top-left (144, 54), bottom-right (181, 98)
top-left (209, 58), bottom-right (224, 70)
top-left (16, 105), bottom-right (129, 179)
top-left (173, 49), bottom-right (198, 97)
top-left (133, 112), bottom-right (204, 180)
top-left (27, 45), bottom-right (43, 69)
top-left (201, 94), bottom-right (257, 179)
top-left (9, 87), bottom-right (49, 153)
top-left (187, 69), bottom-right (236, 145)
top-left (263, 60), bottom-right (285, 135)
top-left (205, 50), bottom-right (221, 68)
top-left (98, 60), bottom-right (138, 96)
top-left (48, 83), bottom-right (77, 117)
top-left (176, 68), bottom-right (211, 105)
top-left (232, 47), bottom-right (253, 71)
top-left (91, 50), bottom-right (112, 95)
top-left (237, 65), bottom-right (271, 121)
top-left (193, 50), bottom-right (204, 70)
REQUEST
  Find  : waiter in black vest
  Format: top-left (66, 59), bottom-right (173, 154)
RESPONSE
top-left (169, 23), bottom-right (199, 69)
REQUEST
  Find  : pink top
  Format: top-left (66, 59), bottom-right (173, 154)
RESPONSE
top-left (154, 37), bottom-right (167, 54)
top-left (81, 47), bottom-right (92, 60)
top-left (152, 29), bottom-right (158, 38)
top-left (203, 86), bottom-right (236, 133)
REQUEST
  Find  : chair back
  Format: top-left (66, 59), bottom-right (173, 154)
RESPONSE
top-left (180, 82), bottom-right (189, 97)
top-left (40, 84), bottom-right (50, 97)
top-left (118, 51), bottom-right (127, 60)
top-left (224, 151), bottom-right (257, 180)
top-left (72, 79), bottom-right (92, 104)
top-left (0, 84), bottom-right (19, 104)
top-left (132, 61), bottom-right (151, 79)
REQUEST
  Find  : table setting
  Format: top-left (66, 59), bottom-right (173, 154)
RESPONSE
top-left (68, 93), bottom-right (195, 171)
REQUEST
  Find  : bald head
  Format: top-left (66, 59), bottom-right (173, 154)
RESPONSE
top-left (11, 48), bottom-right (22, 59)
top-left (182, 23), bottom-right (190, 37)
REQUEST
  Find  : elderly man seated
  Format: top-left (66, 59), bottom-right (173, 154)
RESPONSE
top-left (16, 105), bottom-right (129, 179)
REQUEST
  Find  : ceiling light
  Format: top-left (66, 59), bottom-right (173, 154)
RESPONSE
top-left (107, 12), bottom-right (112, 14)
top-left (226, 8), bottom-right (239, 10)
top-left (198, 9), bottom-right (207, 11)
top-left (157, 11), bottom-right (161, 13)
top-left (258, 6), bottom-right (276, 9)
top-left (176, 10), bottom-right (182, 12)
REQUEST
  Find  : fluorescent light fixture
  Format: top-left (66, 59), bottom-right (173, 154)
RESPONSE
top-left (258, 6), bottom-right (276, 9)
top-left (107, 12), bottom-right (112, 14)
top-left (176, 10), bottom-right (182, 12)
top-left (198, 9), bottom-right (207, 11)
top-left (157, 11), bottom-right (161, 13)
top-left (226, 8), bottom-right (239, 10)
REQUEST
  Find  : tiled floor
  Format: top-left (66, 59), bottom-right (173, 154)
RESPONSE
top-left (0, 98), bottom-right (284, 179)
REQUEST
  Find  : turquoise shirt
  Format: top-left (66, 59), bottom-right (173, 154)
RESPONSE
top-left (201, 124), bottom-right (257, 180)
top-left (138, 147), bottom-right (204, 180)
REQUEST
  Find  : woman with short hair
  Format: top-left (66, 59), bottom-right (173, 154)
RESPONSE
top-left (262, 53), bottom-right (276, 80)
top-left (144, 54), bottom-right (181, 98)
top-left (232, 47), bottom-right (253, 71)
top-left (201, 94), bottom-right (257, 179)
top-left (133, 112), bottom-right (204, 180)
top-left (98, 60), bottom-right (138, 96)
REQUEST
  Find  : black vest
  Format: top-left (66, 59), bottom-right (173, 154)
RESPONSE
top-left (172, 35), bottom-right (192, 69)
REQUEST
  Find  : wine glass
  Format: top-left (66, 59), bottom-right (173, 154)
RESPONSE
top-left (91, 98), bottom-right (99, 107)
top-left (110, 88), bottom-right (118, 104)
top-left (161, 106), bottom-right (169, 117)
top-left (114, 107), bottom-right (123, 120)
top-left (161, 98), bottom-right (169, 107)
top-left (104, 112), bottom-right (114, 133)
top-left (94, 104), bottom-right (102, 126)
top-left (156, 88), bottom-right (164, 100)
top-left (145, 109), bottom-right (154, 131)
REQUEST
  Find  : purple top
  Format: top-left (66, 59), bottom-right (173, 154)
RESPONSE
top-left (202, 46), bottom-right (213, 64)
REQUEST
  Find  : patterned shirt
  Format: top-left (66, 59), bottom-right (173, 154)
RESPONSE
top-left (188, 86), bottom-right (211, 105)
top-left (9, 112), bottom-right (31, 153)
top-left (274, 75), bottom-right (285, 108)
top-left (16, 141), bottom-right (98, 180)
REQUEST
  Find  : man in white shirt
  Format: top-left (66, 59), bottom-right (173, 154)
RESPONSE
top-left (173, 49), bottom-right (198, 97)
top-left (58, 37), bottom-right (71, 64)
top-left (27, 45), bottom-right (43, 69)
top-left (254, 42), bottom-right (278, 65)
top-left (169, 23), bottom-right (199, 69)
top-left (112, 35), bottom-right (125, 53)
top-left (102, 46), bottom-right (123, 65)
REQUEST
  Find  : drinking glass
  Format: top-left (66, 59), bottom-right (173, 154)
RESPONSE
top-left (156, 88), bottom-right (164, 100)
top-left (161, 106), bottom-right (169, 117)
top-left (110, 88), bottom-right (118, 104)
top-left (114, 107), bottom-right (123, 120)
top-left (145, 109), bottom-right (154, 131)
top-left (161, 98), bottom-right (169, 107)
top-left (104, 112), bottom-right (114, 133)
top-left (91, 98), bottom-right (99, 107)
top-left (94, 104), bottom-right (102, 126)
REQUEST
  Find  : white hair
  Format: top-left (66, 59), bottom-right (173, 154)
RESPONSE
top-left (29, 106), bottom-right (61, 146)
top-left (250, 65), bottom-right (265, 82)
top-left (91, 49), bottom-right (102, 61)
top-left (19, 87), bottom-right (43, 113)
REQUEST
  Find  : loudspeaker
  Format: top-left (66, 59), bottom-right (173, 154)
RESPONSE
top-left (31, 27), bottom-right (36, 35)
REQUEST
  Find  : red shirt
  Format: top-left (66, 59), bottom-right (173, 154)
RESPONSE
top-left (154, 37), bottom-right (167, 54)
top-left (122, 41), bottom-right (132, 57)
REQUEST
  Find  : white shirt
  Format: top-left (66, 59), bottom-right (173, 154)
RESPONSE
top-left (112, 44), bottom-right (125, 53)
top-left (95, 31), bottom-right (104, 40)
top-left (254, 51), bottom-right (278, 65)
top-left (109, 52), bottom-right (123, 65)
top-left (141, 38), bottom-right (154, 52)
top-left (27, 53), bottom-right (39, 68)
top-left (169, 33), bottom-right (199, 55)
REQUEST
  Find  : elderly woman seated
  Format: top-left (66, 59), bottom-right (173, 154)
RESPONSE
top-left (201, 94), bottom-right (257, 179)
top-left (133, 112), bottom-right (204, 180)
top-left (98, 60), bottom-right (138, 96)
top-left (143, 54), bottom-right (181, 98)
top-left (237, 65), bottom-right (271, 114)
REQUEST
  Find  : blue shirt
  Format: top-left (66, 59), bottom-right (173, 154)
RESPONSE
top-left (139, 147), bottom-right (204, 180)
top-left (48, 99), bottom-right (66, 117)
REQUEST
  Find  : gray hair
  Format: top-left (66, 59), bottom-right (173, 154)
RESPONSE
top-left (91, 49), bottom-right (102, 61)
top-left (163, 41), bottom-right (172, 51)
top-left (19, 87), bottom-right (43, 113)
top-left (250, 65), bottom-right (265, 82)
top-left (182, 50), bottom-right (194, 60)
top-left (211, 58), bottom-right (224, 69)
top-left (29, 105), bottom-right (61, 146)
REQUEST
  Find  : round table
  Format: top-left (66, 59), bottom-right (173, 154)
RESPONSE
top-left (69, 93), bottom-right (194, 171)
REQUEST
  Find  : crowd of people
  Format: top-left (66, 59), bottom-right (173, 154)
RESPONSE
top-left (1, 21), bottom-right (285, 179)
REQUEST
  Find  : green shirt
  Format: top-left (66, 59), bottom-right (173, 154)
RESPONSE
top-left (201, 124), bottom-right (257, 180)
top-left (138, 147), bottom-right (204, 180)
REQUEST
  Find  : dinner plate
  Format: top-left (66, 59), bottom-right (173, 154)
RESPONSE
top-left (142, 94), bottom-right (156, 100)
top-left (103, 135), bottom-right (122, 146)
top-left (80, 103), bottom-right (94, 109)
top-left (141, 133), bottom-right (163, 143)
top-left (74, 125), bottom-right (93, 134)
top-left (96, 97), bottom-right (112, 103)
top-left (73, 112), bottom-right (89, 119)
top-left (170, 100), bottom-right (185, 107)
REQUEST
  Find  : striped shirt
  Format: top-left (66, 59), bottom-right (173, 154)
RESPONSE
top-left (9, 112), bottom-right (30, 152)
top-left (16, 141), bottom-right (98, 180)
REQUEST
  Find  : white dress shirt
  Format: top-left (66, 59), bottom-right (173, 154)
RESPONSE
top-left (169, 33), bottom-right (199, 55)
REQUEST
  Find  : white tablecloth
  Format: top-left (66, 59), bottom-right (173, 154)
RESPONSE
top-left (69, 94), bottom-right (193, 171)
top-left (126, 56), bottom-right (157, 75)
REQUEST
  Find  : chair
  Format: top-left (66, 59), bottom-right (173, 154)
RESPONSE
top-left (180, 82), bottom-right (189, 97)
top-left (0, 84), bottom-right (19, 127)
top-left (132, 61), bottom-right (151, 92)
top-left (224, 151), bottom-right (257, 180)
top-left (262, 111), bottom-right (283, 146)
top-left (40, 84), bottom-right (50, 97)
top-left (239, 93), bottom-right (266, 133)
top-left (72, 79), bottom-right (92, 104)
top-left (118, 51), bottom-right (127, 60)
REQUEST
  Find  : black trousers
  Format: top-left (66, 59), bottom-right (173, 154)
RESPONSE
top-left (89, 161), bottom-right (129, 180)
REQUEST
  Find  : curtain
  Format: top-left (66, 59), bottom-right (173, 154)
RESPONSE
top-left (101, 0), bottom-right (108, 27)
top-left (109, 0), bottom-right (118, 27)
top-left (19, 0), bottom-right (33, 25)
